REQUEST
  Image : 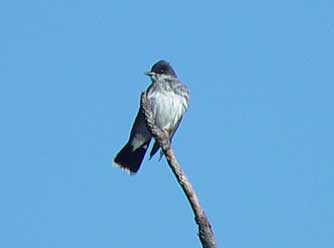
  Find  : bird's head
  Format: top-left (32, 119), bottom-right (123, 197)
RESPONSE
top-left (145, 60), bottom-right (177, 81)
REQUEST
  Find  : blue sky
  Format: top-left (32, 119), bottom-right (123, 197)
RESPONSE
top-left (1, 0), bottom-right (333, 247)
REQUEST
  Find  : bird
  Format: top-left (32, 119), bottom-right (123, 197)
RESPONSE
top-left (113, 60), bottom-right (189, 175)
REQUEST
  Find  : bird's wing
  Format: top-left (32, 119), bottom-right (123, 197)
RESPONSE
top-left (128, 106), bottom-right (152, 149)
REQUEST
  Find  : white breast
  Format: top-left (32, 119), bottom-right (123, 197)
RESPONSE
top-left (148, 89), bottom-right (187, 132)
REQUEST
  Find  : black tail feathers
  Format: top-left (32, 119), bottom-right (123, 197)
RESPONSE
top-left (113, 142), bottom-right (149, 174)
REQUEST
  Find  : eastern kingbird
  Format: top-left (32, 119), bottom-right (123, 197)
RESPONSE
top-left (113, 60), bottom-right (189, 174)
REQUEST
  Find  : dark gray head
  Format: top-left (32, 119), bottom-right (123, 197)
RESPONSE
top-left (145, 60), bottom-right (177, 79)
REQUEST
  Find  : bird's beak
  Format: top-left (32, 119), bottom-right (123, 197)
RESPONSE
top-left (144, 71), bottom-right (155, 77)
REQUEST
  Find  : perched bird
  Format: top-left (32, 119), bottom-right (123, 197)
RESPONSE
top-left (113, 60), bottom-right (189, 174)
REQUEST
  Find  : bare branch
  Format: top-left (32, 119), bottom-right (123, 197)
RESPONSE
top-left (140, 92), bottom-right (217, 248)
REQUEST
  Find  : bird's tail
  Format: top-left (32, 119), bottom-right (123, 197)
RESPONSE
top-left (113, 141), bottom-right (150, 175)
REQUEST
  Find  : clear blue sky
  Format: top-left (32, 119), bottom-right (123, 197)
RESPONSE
top-left (1, 0), bottom-right (333, 247)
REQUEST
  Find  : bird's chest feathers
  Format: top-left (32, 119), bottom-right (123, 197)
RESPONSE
top-left (148, 88), bottom-right (185, 130)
